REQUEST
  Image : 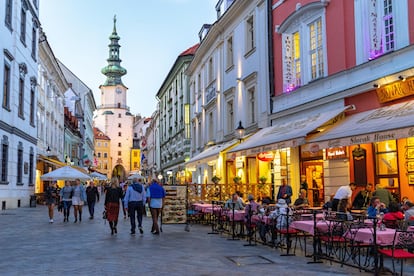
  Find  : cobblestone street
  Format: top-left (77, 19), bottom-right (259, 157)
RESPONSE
top-left (3, 202), bottom-right (413, 275)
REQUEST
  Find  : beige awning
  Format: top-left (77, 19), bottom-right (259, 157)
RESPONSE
top-left (306, 100), bottom-right (414, 149)
top-left (228, 106), bottom-right (352, 156)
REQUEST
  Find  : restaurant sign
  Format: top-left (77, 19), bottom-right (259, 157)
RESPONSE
top-left (257, 151), bottom-right (274, 162)
top-left (313, 127), bottom-right (414, 149)
top-left (326, 146), bottom-right (348, 160)
top-left (376, 76), bottom-right (414, 103)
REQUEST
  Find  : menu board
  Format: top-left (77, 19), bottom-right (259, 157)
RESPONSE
top-left (162, 185), bottom-right (187, 224)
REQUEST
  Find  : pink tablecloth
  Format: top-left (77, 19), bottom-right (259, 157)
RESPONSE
top-left (345, 227), bottom-right (396, 246)
top-left (204, 206), bottom-right (222, 214)
top-left (226, 210), bottom-right (245, 221)
top-left (192, 203), bottom-right (213, 213)
top-left (290, 220), bottom-right (331, 235)
top-left (251, 215), bottom-right (272, 225)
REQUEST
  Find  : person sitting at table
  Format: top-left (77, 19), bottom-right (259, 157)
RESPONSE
top-left (235, 191), bottom-right (246, 207)
top-left (244, 194), bottom-right (260, 237)
top-left (270, 199), bottom-right (293, 230)
top-left (382, 201), bottom-right (404, 228)
top-left (367, 196), bottom-right (388, 218)
top-left (293, 189), bottom-right (309, 210)
top-left (402, 200), bottom-right (414, 226)
top-left (352, 183), bottom-right (373, 210)
top-left (224, 193), bottom-right (244, 210)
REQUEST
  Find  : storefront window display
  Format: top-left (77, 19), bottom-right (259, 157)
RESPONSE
top-left (374, 140), bottom-right (399, 188)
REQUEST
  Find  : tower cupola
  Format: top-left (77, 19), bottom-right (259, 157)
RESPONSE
top-left (101, 15), bottom-right (127, 86)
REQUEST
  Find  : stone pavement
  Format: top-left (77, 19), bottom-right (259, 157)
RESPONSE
top-left (0, 202), bottom-right (412, 276)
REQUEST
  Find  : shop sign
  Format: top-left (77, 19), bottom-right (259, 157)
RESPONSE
top-left (326, 146), bottom-right (347, 159)
top-left (257, 151), bottom-right (274, 162)
top-left (376, 76), bottom-right (414, 103)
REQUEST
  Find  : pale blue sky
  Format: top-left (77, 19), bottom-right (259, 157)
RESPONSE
top-left (39, 0), bottom-right (217, 117)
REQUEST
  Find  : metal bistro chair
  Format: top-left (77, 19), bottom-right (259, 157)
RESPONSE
top-left (378, 228), bottom-right (414, 276)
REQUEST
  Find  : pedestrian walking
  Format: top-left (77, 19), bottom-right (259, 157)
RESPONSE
top-left (147, 179), bottom-right (166, 235)
top-left (86, 181), bottom-right (100, 219)
top-left (45, 181), bottom-right (58, 223)
top-left (104, 177), bottom-right (123, 235)
top-left (124, 176), bottom-right (146, 235)
top-left (72, 179), bottom-right (87, 223)
top-left (60, 181), bottom-right (73, 222)
top-left (121, 181), bottom-right (128, 219)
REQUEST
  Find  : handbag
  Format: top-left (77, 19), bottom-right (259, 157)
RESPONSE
top-left (102, 210), bottom-right (107, 220)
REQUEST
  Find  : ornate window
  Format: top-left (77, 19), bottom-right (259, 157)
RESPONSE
top-left (245, 15), bottom-right (255, 54)
top-left (5, 0), bottom-right (12, 30)
top-left (17, 142), bottom-right (23, 184)
top-left (2, 62), bottom-right (11, 110)
top-left (278, 3), bottom-right (327, 93)
top-left (1, 136), bottom-right (9, 183)
top-left (226, 36), bottom-right (234, 69)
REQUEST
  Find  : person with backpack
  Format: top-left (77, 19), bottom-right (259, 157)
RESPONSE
top-left (124, 176), bottom-right (146, 235)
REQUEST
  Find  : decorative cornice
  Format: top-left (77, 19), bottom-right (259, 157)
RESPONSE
top-left (19, 63), bottom-right (28, 77)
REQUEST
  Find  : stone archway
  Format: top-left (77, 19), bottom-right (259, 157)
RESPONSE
top-left (112, 165), bottom-right (126, 182)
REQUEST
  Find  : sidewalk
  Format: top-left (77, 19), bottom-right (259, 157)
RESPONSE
top-left (0, 202), bottom-right (409, 275)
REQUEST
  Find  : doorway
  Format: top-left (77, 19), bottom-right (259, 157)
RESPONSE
top-left (302, 161), bottom-right (324, 207)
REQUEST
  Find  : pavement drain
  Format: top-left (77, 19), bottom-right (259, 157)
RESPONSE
top-left (226, 255), bottom-right (274, 266)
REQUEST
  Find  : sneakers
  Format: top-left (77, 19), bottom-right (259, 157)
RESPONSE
top-left (49, 219), bottom-right (54, 223)
top-left (139, 227), bottom-right (144, 234)
top-left (130, 231), bottom-right (136, 235)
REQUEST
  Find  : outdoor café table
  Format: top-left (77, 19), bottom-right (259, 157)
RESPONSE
top-left (192, 203), bottom-right (213, 213)
top-left (226, 210), bottom-right (245, 221)
top-left (251, 214), bottom-right (272, 225)
top-left (348, 227), bottom-right (396, 246)
top-left (290, 220), bottom-right (330, 236)
top-left (204, 206), bottom-right (222, 214)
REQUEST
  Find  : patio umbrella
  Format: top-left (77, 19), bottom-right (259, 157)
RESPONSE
top-left (127, 173), bottom-right (144, 180)
top-left (90, 171), bottom-right (108, 180)
top-left (40, 166), bottom-right (91, 181)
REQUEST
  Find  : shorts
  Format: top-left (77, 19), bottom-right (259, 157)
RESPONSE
top-left (71, 196), bottom-right (84, 206)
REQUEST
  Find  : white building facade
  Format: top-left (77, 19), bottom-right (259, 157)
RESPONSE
top-left (0, 0), bottom-right (40, 208)
top-left (186, 0), bottom-right (270, 187)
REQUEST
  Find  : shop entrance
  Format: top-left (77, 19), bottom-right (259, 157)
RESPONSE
top-left (302, 161), bottom-right (324, 207)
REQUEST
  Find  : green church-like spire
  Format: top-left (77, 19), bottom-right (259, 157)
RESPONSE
top-left (101, 15), bottom-right (127, 86)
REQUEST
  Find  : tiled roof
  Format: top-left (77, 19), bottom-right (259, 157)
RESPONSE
top-left (179, 43), bottom-right (199, 56)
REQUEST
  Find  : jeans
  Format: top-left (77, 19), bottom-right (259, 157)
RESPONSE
top-left (87, 200), bottom-right (96, 217)
top-left (128, 201), bottom-right (144, 231)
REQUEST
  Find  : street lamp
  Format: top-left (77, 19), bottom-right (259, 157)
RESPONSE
top-left (236, 121), bottom-right (245, 142)
top-left (46, 146), bottom-right (51, 154)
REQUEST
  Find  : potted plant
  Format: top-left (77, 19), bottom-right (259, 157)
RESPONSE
top-left (233, 176), bottom-right (241, 184)
top-left (258, 176), bottom-right (267, 190)
top-left (211, 175), bottom-right (221, 184)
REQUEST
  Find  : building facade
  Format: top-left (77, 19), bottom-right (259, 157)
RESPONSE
top-left (36, 29), bottom-right (69, 193)
top-left (1, 0), bottom-right (40, 208)
top-left (227, 0), bottom-right (414, 205)
top-left (156, 45), bottom-right (197, 184)
top-left (58, 61), bottom-right (96, 168)
top-left (185, 0), bottom-right (270, 199)
top-left (93, 17), bottom-right (134, 181)
top-left (93, 127), bottom-right (111, 178)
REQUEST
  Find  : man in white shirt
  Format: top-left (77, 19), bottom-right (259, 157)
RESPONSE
top-left (332, 182), bottom-right (357, 212)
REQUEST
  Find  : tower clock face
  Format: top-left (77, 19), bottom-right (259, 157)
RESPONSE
top-left (116, 88), bottom-right (122, 94)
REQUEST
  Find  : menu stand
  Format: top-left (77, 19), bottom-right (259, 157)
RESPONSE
top-left (228, 202), bottom-right (240, 241)
top-left (307, 210), bottom-right (323, 264)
